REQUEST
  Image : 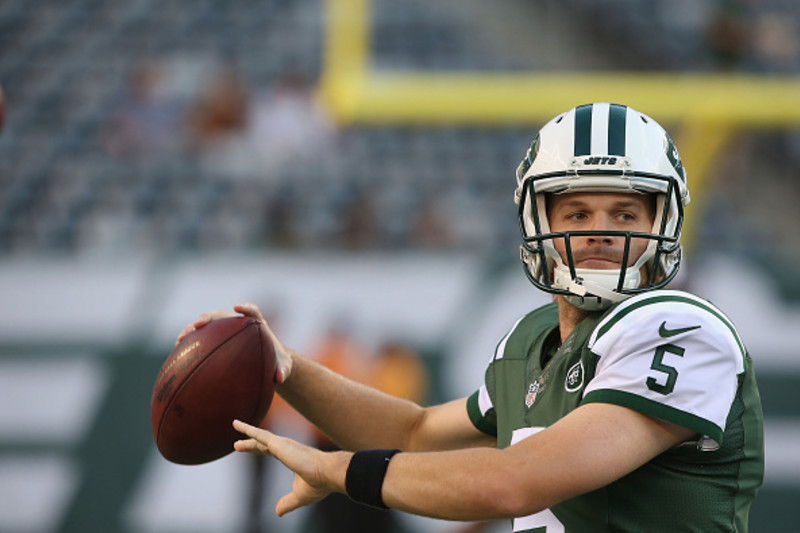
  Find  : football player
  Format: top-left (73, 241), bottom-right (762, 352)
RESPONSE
top-left (180, 103), bottom-right (764, 532)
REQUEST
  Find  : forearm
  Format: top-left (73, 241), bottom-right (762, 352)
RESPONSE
top-left (236, 396), bottom-right (693, 522)
top-left (323, 446), bottom-right (549, 522)
top-left (234, 420), bottom-right (548, 521)
top-left (384, 448), bottom-right (528, 521)
top-left (277, 350), bottom-right (426, 451)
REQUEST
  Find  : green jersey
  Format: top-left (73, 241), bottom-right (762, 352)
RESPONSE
top-left (467, 290), bottom-right (764, 532)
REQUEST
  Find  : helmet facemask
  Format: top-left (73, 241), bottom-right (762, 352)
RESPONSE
top-left (517, 176), bottom-right (684, 310)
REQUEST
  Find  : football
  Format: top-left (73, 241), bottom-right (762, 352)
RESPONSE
top-left (151, 316), bottom-right (277, 465)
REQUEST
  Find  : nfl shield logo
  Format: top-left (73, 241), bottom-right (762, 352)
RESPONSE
top-left (525, 382), bottom-right (540, 408)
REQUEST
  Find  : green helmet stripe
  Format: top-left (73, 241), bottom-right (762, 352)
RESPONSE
top-left (665, 133), bottom-right (686, 182)
top-left (574, 104), bottom-right (592, 156)
top-left (608, 104), bottom-right (627, 156)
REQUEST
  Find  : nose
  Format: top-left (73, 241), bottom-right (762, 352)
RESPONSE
top-left (586, 234), bottom-right (615, 247)
top-left (585, 213), bottom-right (615, 243)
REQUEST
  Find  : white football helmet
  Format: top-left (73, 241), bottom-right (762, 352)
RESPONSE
top-left (514, 103), bottom-right (691, 310)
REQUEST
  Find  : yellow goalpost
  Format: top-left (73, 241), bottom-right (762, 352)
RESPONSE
top-left (317, 0), bottom-right (800, 254)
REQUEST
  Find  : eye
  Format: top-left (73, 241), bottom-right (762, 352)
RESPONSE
top-left (566, 211), bottom-right (588, 221)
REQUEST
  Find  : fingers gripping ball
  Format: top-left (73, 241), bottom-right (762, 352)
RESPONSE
top-left (151, 316), bottom-right (277, 464)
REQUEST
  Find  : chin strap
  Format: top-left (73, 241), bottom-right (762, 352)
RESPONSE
top-left (554, 266), bottom-right (633, 310)
top-left (566, 277), bottom-right (625, 301)
top-left (520, 246), bottom-right (637, 311)
top-left (563, 277), bottom-right (626, 311)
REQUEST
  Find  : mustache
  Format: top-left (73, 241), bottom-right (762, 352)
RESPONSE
top-left (569, 245), bottom-right (624, 264)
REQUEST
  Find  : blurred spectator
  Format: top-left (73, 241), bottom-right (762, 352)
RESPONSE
top-left (179, 68), bottom-right (337, 183)
top-left (371, 340), bottom-right (429, 405)
top-left (705, 1), bottom-right (751, 70)
top-left (337, 188), bottom-right (379, 250)
top-left (750, 13), bottom-right (800, 72)
top-left (185, 66), bottom-right (250, 149)
top-left (244, 71), bottom-right (337, 178)
top-left (103, 61), bottom-right (185, 156)
top-left (183, 66), bottom-right (254, 178)
top-left (261, 184), bottom-right (304, 249)
top-left (410, 199), bottom-right (455, 249)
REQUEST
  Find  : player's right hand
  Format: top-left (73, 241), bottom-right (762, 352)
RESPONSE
top-left (233, 419), bottom-right (344, 516)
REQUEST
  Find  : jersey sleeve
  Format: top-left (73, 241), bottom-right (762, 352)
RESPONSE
top-left (467, 386), bottom-right (497, 437)
top-left (466, 315), bottom-right (521, 438)
top-left (582, 291), bottom-right (747, 446)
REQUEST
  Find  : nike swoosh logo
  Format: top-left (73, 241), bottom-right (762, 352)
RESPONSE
top-left (659, 321), bottom-right (701, 338)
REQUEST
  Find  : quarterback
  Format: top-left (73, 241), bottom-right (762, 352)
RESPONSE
top-left (179, 103), bottom-right (764, 532)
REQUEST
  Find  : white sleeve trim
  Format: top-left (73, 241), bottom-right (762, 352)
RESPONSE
top-left (494, 314), bottom-right (526, 361)
top-left (477, 384), bottom-right (493, 416)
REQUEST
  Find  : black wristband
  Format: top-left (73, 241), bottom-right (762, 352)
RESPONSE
top-left (345, 448), bottom-right (401, 509)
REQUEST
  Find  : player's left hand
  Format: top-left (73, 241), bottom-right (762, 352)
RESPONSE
top-left (233, 419), bottom-right (348, 516)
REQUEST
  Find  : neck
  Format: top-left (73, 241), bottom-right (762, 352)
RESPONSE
top-left (556, 295), bottom-right (592, 343)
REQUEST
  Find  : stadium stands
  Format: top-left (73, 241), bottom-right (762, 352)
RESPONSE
top-left (1, 0), bottom-right (799, 266)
